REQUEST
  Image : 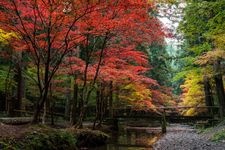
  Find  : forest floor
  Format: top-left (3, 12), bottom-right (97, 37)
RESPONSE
top-left (153, 123), bottom-right (225, 150)
top-left (0, 123), bottom-right (29, 139)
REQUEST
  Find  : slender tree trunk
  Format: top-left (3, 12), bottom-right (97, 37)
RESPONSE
top-left (48, 84), bottom-right (54, 125)
top-left (109, 81), bottom-right (113, 118)
top-left (75, 93), bottom-right (84, 128)
top-left (50, 101), bottom-right (55, 125)
top-left (42, 101), bottom-right (47, 124)
top-left (65, 77), bottom-right (72, 120)
top-left (0, 92), bottom-right (6, 111)
top-left (76, 105), bottom-right (84, 128)
top-left (65, 88), bottom-right (71, 120)
top-left (32, 101), bottom-right (41, 124)
top-left (65, 96), bottom-right (71, 120)
top-left (42, 84), bottom-right (51, 124)
top-left (32, 86), bottom-right (50, 124)
top-left (93, 89), bottom-right (100, 129)
top-left (71, 82), bottom-right (78, 125)
top-left (98, 83), bottom-right (106, 127)
top-left (14, 51), bottom-right (25, 116)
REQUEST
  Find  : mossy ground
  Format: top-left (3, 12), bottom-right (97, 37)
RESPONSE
top-left (0, 124), bottom-right (109, 150)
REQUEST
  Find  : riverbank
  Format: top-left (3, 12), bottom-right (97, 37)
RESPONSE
top-left (0, 123), bottom-right (109, 149)
top-left (153, 124), bottom-right (225, 150)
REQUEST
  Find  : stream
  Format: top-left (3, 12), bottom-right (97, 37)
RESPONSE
top-left (91, 123), bottom-right (225, 150)
top-left (91, 121), bottom-right (162, 150)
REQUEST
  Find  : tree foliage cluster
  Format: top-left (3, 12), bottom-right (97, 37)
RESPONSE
top-left (0, 0), bottom-right (173, 126)
top-left (177, 0), bottom-right (225, 116)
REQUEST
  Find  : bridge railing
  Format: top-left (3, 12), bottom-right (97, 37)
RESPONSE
top-left (112, 106), bottom-right (220, 118)
top-left (112, 106), bottom-right (220, 133)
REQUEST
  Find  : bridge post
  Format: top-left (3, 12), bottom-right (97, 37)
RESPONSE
top-left (161, 108), bottom-right (166, 133)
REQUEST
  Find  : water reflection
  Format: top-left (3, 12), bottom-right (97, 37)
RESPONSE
top-left (92, 127), bottom-right (161, 150)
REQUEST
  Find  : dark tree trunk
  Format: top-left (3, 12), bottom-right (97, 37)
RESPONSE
top-left (50, 101), bottom-right (55, 125)
top-left (7, 97), bottom-right (14, 117)
top-left (32, 87), bottom-right (50, 124)
top-left (65, 78), bottom-right (71, 120)
top-left (98, 83), bottom-right (107, 127)
top-left (75, 93), bottom-right (84, 128)
top-left (0, 92), bottom-right (6, 111)
top-left (32, 102), bottom-right (41, 124)
top-left (14, 52), bottom-right (25, 116)
top-left (98, 87), bottom-right (104, 127)
top-left (71, 83), bottom-right (78, 125)
top-left (65, 86), bottom-right (71, 120)
top-left (214, 60), bottom-right (225, 118)
top-left (203, 76), bottom-right (214, 115)
top-left (215, 74), bottom-right (225, 117)
top-left (93, 89), bottom-right (100, 129)
top-left (109, 81), bottom-right (113, 118)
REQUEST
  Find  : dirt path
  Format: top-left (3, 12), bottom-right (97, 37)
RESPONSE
top-left (153, 124), bottom-right (225, 150)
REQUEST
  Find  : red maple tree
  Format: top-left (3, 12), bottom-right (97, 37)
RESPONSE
top-left (62, 0), bottom-right (166, 126)
top-left (0, 0), bottom-right (102, 123)
top-left (0, 0), bottom-right (167, 125)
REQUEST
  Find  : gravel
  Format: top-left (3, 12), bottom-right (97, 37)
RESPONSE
top-left (153, 124), bottom-right (225, 150)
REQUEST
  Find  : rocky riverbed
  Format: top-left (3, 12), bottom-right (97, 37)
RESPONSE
top-left (153, 124), bottom-right (225, 150)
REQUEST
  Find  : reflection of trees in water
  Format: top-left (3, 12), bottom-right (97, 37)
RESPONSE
top-left (105, 128), bottom-right (161, 149)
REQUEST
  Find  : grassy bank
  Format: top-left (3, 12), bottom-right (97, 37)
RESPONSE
top-left (199, 120), bottom-right (225, 143)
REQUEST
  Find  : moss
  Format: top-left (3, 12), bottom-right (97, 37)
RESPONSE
top-left (67, 128), bottom-right (109, 148)
top-left (21, 127), bottom-right (77, 150)
top-left (0, 125), bottom-right (109, 149)
top-left (211, 129), bottom-right (225, 142)
top-left (0, 141), bottom-right (14, 150)
top-left (0, 125), bottom-right (78, 150)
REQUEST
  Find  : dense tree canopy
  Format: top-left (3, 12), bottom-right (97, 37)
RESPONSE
top-left (177, 0), bottom-right (225, 116)
top-left (0, 0), bottom-right (223, 128)
top-left (0, 0), bottom-right (174, 125)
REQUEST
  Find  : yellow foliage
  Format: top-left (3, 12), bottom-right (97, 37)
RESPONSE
top-left (179, 69), bottom-right (205, 116)
top-left (119, 82), bottom-right (153, 109)
top-left (212, 34), bottom-right (225, 49)
top-left (196, 48), bottom-right (225, 65)
top-left (185, 108), bottom-right (198, 116)
top-left (0, 29), bottom-right (17, 45)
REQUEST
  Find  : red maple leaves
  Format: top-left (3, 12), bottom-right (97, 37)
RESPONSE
top-left (0, 0), bottom-right (168, 111)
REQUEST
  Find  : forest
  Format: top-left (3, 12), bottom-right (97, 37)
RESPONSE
top-left (0, 0), bottom-right (224, 150)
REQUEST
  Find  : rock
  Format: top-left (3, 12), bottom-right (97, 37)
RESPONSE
top-left (68, 128), bottom-right (109, 148)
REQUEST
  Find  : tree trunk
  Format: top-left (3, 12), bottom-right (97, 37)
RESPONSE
top-left (70, 83), bottom-right (78, 125)
top-left (75, 92), bottom-right (84, 128)
top-left (93, 89), bottom-right (100, 129)
top-left (98, 83), bottom-right (106, 127)
top-left (109, 81), bottom-right (113, 118)
top-left (214, 60), bottom-right (225, 118)
top-left (14, 51), bottom-right (25, 116)
top-left (32, 87), bottom-right (49, 124)
top-left (65, 89), bottom-right (71, 120)
top-left (0, 92), bottom-right (6, 111)
top-left (50, 101), bottom-right (55, 125)
top-left (42, 101), bottom-right (47, 124)
top-left (203, 76), bottom-right (214, 115)
top-left (32, 102), bottom-right (41, 124)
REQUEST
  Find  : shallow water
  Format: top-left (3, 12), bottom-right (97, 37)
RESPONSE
top-left (92, 126), bottom-right (161, 150)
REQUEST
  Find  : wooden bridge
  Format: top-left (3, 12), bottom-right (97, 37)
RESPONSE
top-left (112, 106), bottom-right (220, 133)
top-left (113, 106), bottom-right (219, 122)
